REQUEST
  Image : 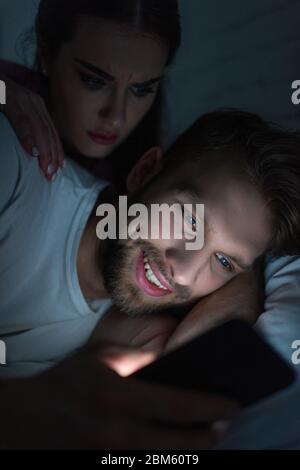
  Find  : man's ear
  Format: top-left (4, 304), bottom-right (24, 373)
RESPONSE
top-left (126, 146), bottom-right (163, 193)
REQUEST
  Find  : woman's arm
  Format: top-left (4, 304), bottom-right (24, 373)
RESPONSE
top-left (0, 58), bottom-right (40, 92)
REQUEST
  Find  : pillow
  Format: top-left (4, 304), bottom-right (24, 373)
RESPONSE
top-left (216, 255), bottom-right (300, 449)
top-left (257, 255), bottom-right (300, 364)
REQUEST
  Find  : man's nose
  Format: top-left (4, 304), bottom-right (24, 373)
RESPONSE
top-left (99, 90), bottom-right (126, 132)
top-left (166, 248), bottom-right (206, 287)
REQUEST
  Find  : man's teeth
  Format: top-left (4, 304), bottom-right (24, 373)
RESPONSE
top-left (143, 255), bottom-right (168, 290)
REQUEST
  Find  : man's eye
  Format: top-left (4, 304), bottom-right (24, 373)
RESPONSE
top-left (215, 253), bottom-right (235, 273)
top-left (131, 85), bottom-right (156, 98)
top-left (79, 72), bottom-right (105, 90)
top-left (181, 206), bottom-right (198, 232)
top-left (186, 214), bottom-right (197, 230)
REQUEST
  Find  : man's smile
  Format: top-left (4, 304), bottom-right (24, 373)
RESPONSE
top-left (135, 250), bottom-right (174, 297)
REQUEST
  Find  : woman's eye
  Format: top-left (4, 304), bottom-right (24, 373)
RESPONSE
top-left (79, 72), bottom-right (105, 90)
top-left (131, 85), bottom-right (156, 98)
top-left (215, 253), bottom-right (235, 273)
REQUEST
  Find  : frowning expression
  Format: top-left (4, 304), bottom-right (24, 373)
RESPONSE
top-left (45, 18), bottom-right (168, 158)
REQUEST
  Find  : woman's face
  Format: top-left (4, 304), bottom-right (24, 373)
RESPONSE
top-left (44, 17), bottom-right (169, 158)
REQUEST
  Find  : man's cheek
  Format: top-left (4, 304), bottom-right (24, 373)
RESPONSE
top-left (191, 272), bottom-right (224, 299)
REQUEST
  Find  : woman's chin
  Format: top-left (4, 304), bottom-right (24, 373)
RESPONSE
top-left (69, 141), bottom-right (114, 160)
top-left (82, 144), bottom-right (113, 159)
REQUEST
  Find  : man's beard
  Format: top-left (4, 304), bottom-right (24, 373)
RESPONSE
top-left (102, 238), bottom-right (192, 317)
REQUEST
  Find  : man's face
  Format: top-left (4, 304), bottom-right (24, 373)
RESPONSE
top-left (101, 152), bottom-right (272, 316)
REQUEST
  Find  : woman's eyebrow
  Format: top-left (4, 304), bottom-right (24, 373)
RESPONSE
top-left (74, 58), bottom-right (115, 81)
top-left (132, 77), bottom-right (162, 87)
top-left (74, 58), bottom-right (162, 87)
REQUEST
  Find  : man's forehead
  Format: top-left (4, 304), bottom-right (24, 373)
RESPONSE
top-left (173, 183), bottom-right (204, 203)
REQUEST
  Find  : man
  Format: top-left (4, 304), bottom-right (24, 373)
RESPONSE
top-left (1, 109), bottom-right (300, 448)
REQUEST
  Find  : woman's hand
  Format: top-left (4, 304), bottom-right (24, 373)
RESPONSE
top-left (2, 76), bottom-right (64, 180)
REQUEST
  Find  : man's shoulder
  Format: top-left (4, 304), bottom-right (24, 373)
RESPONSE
top-left (0, 114), bottom-right (31, 214)
top-left (62, 157), bottom-right (110, 194)
top-left (0, 113), bottom-right (20, 147)
top-left (0, 113), bottom-right (29, 166)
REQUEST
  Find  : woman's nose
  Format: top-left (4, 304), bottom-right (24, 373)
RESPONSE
top-left (99, 91), bottom-right (126, 132)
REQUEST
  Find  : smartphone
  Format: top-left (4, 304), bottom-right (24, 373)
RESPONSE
top-left (131, 319), bottom-right (295, 407)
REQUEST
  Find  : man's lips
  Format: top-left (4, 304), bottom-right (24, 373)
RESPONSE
top-left (87, 131), bottom-right (118, 145)
top-left (135, 251), bottom-right (174, 297)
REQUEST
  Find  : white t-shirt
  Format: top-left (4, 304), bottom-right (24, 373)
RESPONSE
top-left (0, 114), bottom-right (112, 377)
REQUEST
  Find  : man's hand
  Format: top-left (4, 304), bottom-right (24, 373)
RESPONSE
top-left (165, 259), bottom-right (265, 352)
top-left (89, 305), bottom-right (179, 353)
top-left (97, 341), bottom-right (157, 376)
top-left (0, 345), bottom-right (239, 450)
top-left (90, 258), bottom-right (264, 356)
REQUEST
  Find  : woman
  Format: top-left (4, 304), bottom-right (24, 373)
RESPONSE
top-left (0, 0), bottom-right (181, 188)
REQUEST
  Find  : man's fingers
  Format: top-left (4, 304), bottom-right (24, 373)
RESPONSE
top-left (99, 344), bottom-right (156, 376)
top-left (87, 342), bottom-right (240, 425)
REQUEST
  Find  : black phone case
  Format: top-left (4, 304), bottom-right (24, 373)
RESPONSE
top-left (131, 319), bottom-right (295, 407)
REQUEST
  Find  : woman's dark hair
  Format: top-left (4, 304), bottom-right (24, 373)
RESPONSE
top-left (164, 109), bottom-right (300, 256)
top-left (36, 0), bottom-right (181, 66)
top-left (35, 0), bottom-right (182, 189)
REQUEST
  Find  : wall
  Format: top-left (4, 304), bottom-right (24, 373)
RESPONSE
top-left (1, 0), bottom-right (300, 146)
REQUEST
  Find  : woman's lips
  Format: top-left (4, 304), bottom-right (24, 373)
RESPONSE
top-left (87, 131), bottom-right (118, 145)
top-left (135, 251), bottom-right (173, 298)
